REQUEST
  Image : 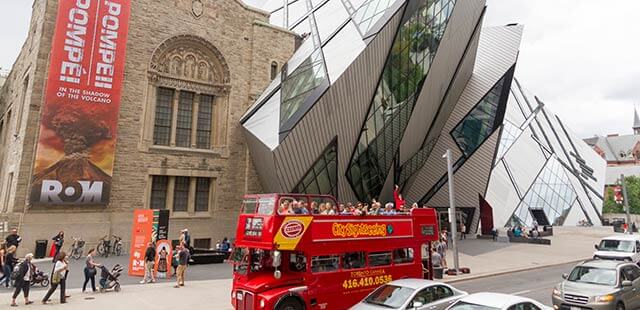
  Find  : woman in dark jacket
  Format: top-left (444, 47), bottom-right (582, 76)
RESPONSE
top-left (51, 231), bottom-right (64, 263)
top-left (11, 253), bottom-right (34, 307)
top-left (1, 245), bottom-right (18, 287)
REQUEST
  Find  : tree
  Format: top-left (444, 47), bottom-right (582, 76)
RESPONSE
top-left (603, 176), bottom-right (640, 214)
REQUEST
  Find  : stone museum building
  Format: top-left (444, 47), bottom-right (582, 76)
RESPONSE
top-left (0, 0), bottom-right (295, 254)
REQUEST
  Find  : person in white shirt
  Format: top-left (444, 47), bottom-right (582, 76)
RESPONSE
top-left (42, 251), bottom-right (68, 304)
top-left (10, 253), bottom-right (34, 307)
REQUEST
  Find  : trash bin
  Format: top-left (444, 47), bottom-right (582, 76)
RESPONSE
top-left (433, 267), bottom-right (444, 279)
top-left (35, 240), bottom-right (48, 259)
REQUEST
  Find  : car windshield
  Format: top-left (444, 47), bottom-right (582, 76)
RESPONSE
top-left (568, 266), bottom-right (617, 286)
top-left (364, 284), bottom-right (415, 308)
top-left (598, 239), bottom-right (635, 253)
top-left (448, 301), bottom-right (500, 310)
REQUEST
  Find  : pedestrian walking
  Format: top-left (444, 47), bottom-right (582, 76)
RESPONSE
top-left (174, 244), bottom-right (190, 288)
top-left (42, 252), bottom-right (69, 304)
top-left (10, 253), bottom-right (34, 307)
top-left (82, 249), bottom-right (101, 293)
top-left (50, 231), bottom-right (64, 262)
top-left (140, 242), bottom-right (156, 284)
top-left (4, 229), bottom-right (21, 249)
top-left (436, 239), bottom-right (447, 269)
top-left (0, 244), bottom-right (6, 285)
top-left (460, 223), bottom-right (466, 240)
top-left (1, 245), bottom-right (18, 287)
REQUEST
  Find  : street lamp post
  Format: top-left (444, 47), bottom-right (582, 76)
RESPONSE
top-left (443, 149), bottom-right (460, 274)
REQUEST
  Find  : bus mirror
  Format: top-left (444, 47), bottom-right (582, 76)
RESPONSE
top-left (272, 250), bottom-right (282, 268)
top-left (274, 269), bottom-right (281, 279)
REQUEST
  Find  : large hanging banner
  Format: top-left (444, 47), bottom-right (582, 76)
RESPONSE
top-left (30, 0), bottom-right (131, 206)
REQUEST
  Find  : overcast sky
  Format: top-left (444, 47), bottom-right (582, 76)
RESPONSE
top-left (1, 0), bottom-right (638, 138)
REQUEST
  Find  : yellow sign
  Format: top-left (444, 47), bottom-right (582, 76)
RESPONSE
top-left (332, 223), bottom-right (387, 238)
top-left (274, 217), bottom-right (312, 250)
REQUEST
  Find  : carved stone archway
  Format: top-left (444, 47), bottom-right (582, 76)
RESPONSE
top-left (149, 34), bottom-right (231, 92)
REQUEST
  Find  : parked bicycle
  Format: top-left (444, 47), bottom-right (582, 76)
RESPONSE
top-left (69, 236), bottom-right (86, 259)
top-left (97, 235), bottom-right (123, 257)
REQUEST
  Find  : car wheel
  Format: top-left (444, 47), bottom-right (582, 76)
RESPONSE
top-left (276, 297), bottom-right (304, 310)
top-left (617, 302), bottom-right (625, 310)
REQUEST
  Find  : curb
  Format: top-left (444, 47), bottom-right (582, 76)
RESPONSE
top-left (442, 258), bottom-right (587, 284)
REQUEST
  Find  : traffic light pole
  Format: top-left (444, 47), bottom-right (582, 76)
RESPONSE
top-left (621, 174), bottom-right (632, 234)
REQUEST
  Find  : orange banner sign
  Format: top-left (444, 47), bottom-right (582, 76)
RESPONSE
top-left (30, 0), bottom-right (131, 205)
top-left (129, 210), bottom-right (153, 276)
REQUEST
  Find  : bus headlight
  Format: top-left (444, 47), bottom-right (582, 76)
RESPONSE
top-left (260, 299), bottom-right (266, 308)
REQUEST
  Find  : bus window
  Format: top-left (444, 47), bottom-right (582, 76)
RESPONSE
top-left (250, 249), bottom-right (274, 273)
top-left (368, 251), bottom-right (392, 267)
top-left (393, 248), bottom-right (414, 264)
top-left (311, 255), bottom-right (339, 273)
top-left (256, 197), bottom-right (275, 215)
top-left (342, 252), bottom-right (366, 270)
top-left (242, 198), bottom-right (257, 214)
top-left (289, 253), bottom-right (307, 272)
top-left (231, 247), bottom-right (249, 275)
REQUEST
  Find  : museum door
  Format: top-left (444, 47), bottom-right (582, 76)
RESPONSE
top-left (530, 209), bottom-right (550, 226)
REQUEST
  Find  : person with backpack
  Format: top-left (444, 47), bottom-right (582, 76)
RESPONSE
top-left (10, 253), bottom-right (34, 307)
top-left (1, 245), bottom-right (17, 287)
top-left (42, 251), bottom-right (69, 304)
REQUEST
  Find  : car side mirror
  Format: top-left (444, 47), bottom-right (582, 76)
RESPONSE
top-left (410, 301), bottom-right (424, 309)
top-left (622, 280), bottom-right (633, 287)
top-left (562, 273), bottom-right (568, 280)
top-left (594, 244), bottom-right (599, 250)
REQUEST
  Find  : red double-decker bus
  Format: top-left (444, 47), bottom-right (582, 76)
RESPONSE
top-left (231, 193), bottom-right (440, 310)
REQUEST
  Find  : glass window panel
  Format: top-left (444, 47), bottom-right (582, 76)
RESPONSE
top-left (150, 176), bottom-right (168, 210)
top-left (323, 21), bottom-right (366, 83)
top-left (292, 141), bottom-right (337, 196)
top-left (287, 37), bottom-right (316, 74)
top-left (280, 49), bottom-right (326, 126)
top-left (195, 177), bottom-right (210, 212)
top-left (197, 95), bottom-right (213, 149)
top-left (353, 0), bottom-right (395, 34)
top-left (269, 8), bottom-right (285, 28)
top-left (153, 87), bottom-right (174, 146)
top-left (292, 17), bottom-right (313, 38)
top-left (368, 251), bottom-right (392, 267)
top-left (314, 0), bottom-right (350, 44)
top-left (287, 0), bottom-right (309, 26)
top-left (176, 91), bottom-right (194, 147)
top-left (311, 255), bottom-right (339, 273)
top-left (342, 251), bottom-right (366, 269)
top-left (349, 0), bottom-right (368, 10)
top-left (173, 176), bottom-right (190, 212)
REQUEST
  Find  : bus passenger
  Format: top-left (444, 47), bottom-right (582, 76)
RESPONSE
top-left (278, 200), bottom-right (290, 215)
top-left (339, 204), bottom-right (349, 215)
top-left (394, 185), bottom-right (406, 211)
top-left (381, 203), bottom-right (396, 215)
top-left (310, 201), bottom-right (319, 214)
top-left (369, 202), bottom-right (382, 215)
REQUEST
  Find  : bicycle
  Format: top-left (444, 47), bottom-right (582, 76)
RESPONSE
top-left (97, 235), bottom-right (123, 257)
top-left (69, 237), bottom-right (85, 260)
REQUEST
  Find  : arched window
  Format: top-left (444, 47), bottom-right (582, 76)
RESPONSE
top-left (148, 35), bottom-right (231, 149)
top-left (270, 61), bottom-right (278, 80)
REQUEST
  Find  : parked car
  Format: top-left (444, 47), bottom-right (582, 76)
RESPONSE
top-left (351, 279), bottom-right (467, 310)
top-left (446, 293), bottom-right (551, 310)
top-left (552, 259), bottom-right (640, 310)
top-left (593, 235), bottom-right (640, 263)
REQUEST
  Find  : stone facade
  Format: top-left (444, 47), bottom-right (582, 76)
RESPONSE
top-left (0, 0), bottom-right (295, 255)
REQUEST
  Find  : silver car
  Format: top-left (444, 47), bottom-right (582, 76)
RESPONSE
top-left (351, 279), bottom-right (467, 310)
top-left (552, 259), bottom-right (640, 310)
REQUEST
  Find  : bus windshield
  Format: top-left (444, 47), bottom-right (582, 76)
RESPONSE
top-left (232, 248), bottom-right (275, 275)
top-left (242, 197), bottom-right (276, 215)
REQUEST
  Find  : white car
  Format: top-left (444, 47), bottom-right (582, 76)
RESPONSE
top-left (594, 235), bottom-right (640, 263)
top-left (446, 293), bottom-right (551, 310)
top-left (351, 279), bottom-right (467, 310)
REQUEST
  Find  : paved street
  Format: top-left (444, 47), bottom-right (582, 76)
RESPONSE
top-left (454, 262), bottom-right (576, 305)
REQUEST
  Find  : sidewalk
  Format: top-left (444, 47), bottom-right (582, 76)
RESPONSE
top-left (441, 226), bottom-right (614, 282)
top-left (0, 278), bottom-right (235, 310)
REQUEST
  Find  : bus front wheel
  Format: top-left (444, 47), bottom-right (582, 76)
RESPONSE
top-left (276, 297), bottom-right (304, 310)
